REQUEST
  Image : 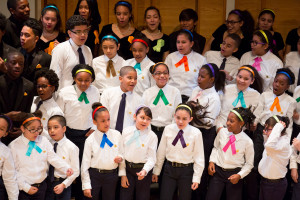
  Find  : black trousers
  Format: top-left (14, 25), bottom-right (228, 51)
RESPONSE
top-left (46, 178), bottom-right (71, 200)
top-left (0, 176), bottom-right (8, 200)
top-left (160, 161), bottom-right (194, 200)
top-left (292, 166), bottom-right (300, 200)
top-left (181, 95), bottom-right (189, 104)
top-left (18, 179), bottom-right (47, 200)
top-left (259, 177), bottom-right (287, 200)
top-left (151, 125), bottom-right (165, 145)
top-left (206, 165), bottom-right (243, 200)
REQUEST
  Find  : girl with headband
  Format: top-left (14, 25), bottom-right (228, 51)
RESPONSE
top-left (0, 115), bottom-right (18, 199)
top-left (240, 30), bottom-right (283, 92)
top-left (81, 102), bottom-right (123, 200)
top-left (207, 107), bottom-right (255, 200)
top-left (165, 29), bottom-right (207, 103)
top-left (258, 115), bottom-right (291, 200)
top-left (9, 111), bottom-right (73, 199)
top-left (92, 35), bottom-right (125, 94)
top-left (124, 33), bottom-right (155, 96)
top-left (37, 4), bottom-right (66, 55)
top-left (152, 103), bottom-right (204, 200)
top-left (256, 9), bottom-right (285, 60)
top-left (99, 1), bottom-right (140, 60)
top-left (119, 106), bottom-right (157, 200)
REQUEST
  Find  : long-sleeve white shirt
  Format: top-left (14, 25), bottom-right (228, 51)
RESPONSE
top-left (285, 52), bottom-right (300, 93)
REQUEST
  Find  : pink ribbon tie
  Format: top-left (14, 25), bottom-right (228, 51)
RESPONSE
top-left (222, 134), bottom-right (237, 155)
top-left (252, 57), bottom-right (262, 71)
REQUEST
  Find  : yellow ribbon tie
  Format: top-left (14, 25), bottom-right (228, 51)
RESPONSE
top-left (270, 97), bottom-right (281, 112)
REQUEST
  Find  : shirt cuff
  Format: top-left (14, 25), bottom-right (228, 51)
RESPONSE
top-left (23, 183), bottom-right (32, 193)
top-left (82, 182), bottom-right (92, 190)
top-left (192, 175), bottom-right (200, 184)
top-left (290, 161), bottom-right (298, 169)
top-left (118, 167), bottom-right (126, 177)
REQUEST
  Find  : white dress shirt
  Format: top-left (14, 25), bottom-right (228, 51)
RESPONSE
top-left (209, 128), bottom-right (254, 178)
top-left (258, 123), bottom-right (292, 179)
top-left (293, 86), bottom-right (300, 125)
top-left (31, 96), bottom-right (64, 140)
top-left (215, 84), bottom-right (260, 130)
top-left (100, 86), bottom-right (143, 130)
top-left (81, 129), bottom-right (122, 190)
top-left (9, 135), bottom-right (70, 193)
top-left (119, 126), bottom-right (158, 176)
top-left (50, 39), bottom-right (93, 91)
top-left (0, 141), bottom-right (18, 200)
top-left (240, 51), bottom-right (283, 92)
top-left (50, 136), bottom-right (79, 188)
top-left (153, 124), bottom-right (205, 183)
top-left (189, 86), bottom-right (221, 129)
top-left (125, 56), bottom-right (155, 96)
top-left (92, 54), bottom-right (125, 93)
top-left (56, 85), bottom-right (100, 130)
top-left (142, 84), bottom-right (182, 127)
top-left (290, 132), bottom-right (300, 169)
top-left (285, 52), bottom-right (300, 93)
top-left (165, 51), bottom-right (207, 97)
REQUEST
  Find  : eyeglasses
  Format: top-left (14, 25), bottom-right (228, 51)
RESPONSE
top-left (250, 40), bottom-right (266, 46)
top-left (70, 28), bottom-right (90, 36)
top-left (225, 20), bottom-right (241, 25)
top-left (154, 71), bottom-right (169, 76)
top-left (25, 127), bottom-right (43, 134)
top-left (36, 84), bottom-right (52, 89)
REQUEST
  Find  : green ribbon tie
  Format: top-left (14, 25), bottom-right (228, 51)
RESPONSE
top-left (153, 39), bottom-right (165, 52)
top-left (297, 97), bottom-right (300, 103)
top-left (78, 91), bottom-right (89, 104)
top-left (153, 89), bottom-right (169, 105)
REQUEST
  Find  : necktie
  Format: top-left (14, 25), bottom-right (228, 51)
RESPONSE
top-left (126, 130), bottom-right (141, 147)
top-left (172, 130), bottom-right (187, 148)
top-left (153, 89), bottom-right (169, 105)
top-left (26, 141), bottom-right (42, 156)
top-left (48, 142), bottom-right (58, 182)
top-left (77, 47), bottom-right (85, 64)
top-left (220, 58), bottom-right (227, 70)
top-left (252, 57), bottom-right (262, 71)
top-left (270, 97), bottom-right (281, 112)
top-left (232, 91), bottom-right (246, 108)
top-left (297, 68), bottom-right (300, 86)
top-left (222, 134), bottom-right (236, 155)
top-left (100, 133), bottom-right (113, 148)
top-left (116, 93), bottom-right (126, 133)
top-left (175, 56), bottom-right (189, 72)
top-left (106, 59), bottom-right (117, 78)
top-left (78, 92), bottom-right (89, 104)
top-left (134, 63), bottom-right (142, 75)
top-left (35, 100), bottom-right (43, 111)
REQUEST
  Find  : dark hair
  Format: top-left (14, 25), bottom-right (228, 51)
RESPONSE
top-left (149, 62), bottom-right (169, 75)
top-left (179, 8), bottom-right (198, 22)
top-left (0, 115), bottom-right (12, 132)
top-left (144, 6), bottom-right (162, 31)
top-left (226, 33), bottom-right (241, 48)
top-left (229, 9), bottom-right (254, 37)
top-left (177, 29), bottom-right (193, 42)
top-left (275, 68), bottom-right (295, 85)
top-left (131, 32), bottom-right (150, 48)
top-left (71, 64), bottom-right (95, 82)
top-left (186, 100), bottom-right (212, 127)
top-left (7, 0), bottom-right (18, 10)
top-left (231, 106), bottom-right (256, 129)
top-left (66, 15), bottom-right (88, 31)
top-left (114, 1), bottom-right (133, 23)
top-left (23, 18), bottom-right (43, 37)
top-left (0, 13), bottom-right (7, 31)
top-left (120, 66), bottom-right (136, 76)
top-left (175, 103), bottom-right (192, 117)
top-left (265, 115), bottom-right (289, 136)
top-left (74, 0), bottom-right (101, 27)
top-left (21, 110), bottom-right (43, 128)
top-left (257, 9), bottom-right (275, 31)
top-left (40, 4), bottom-right (62, 32)
top-left (238, 65), bottom-right (264, 93)
top-left (48, 115), bottom-right (66, 127)
top-left (201, 63), bottom-right (226, 92)
top-left (253, 30), bottom-right (278, 57)
top-left (136, 106), bottom-right (152, 119)
top-left (34, 68), bottom-right (59, 92)
top-left (92, 102), bottom-right (108, 120)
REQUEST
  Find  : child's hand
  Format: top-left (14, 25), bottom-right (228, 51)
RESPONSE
top-left (114, 156), bottom-right (123, 163)
top-left (66, 168), bottom-right (73, 176)
top-left (85, 129), bottom-right (95, 137)
top-left (208, 162), bottom-right (215, 176)
top-left (121, 176), bottom-right (130, 188)
top-left (292, 138), bottom-right (300, 151)
top-left (293, 110), bottom-right (299, 120)
top-left (28, 186), bottom-right (38, 195)
top-left (152, 174), bottom-right (158, 183)
top-left (83, 189), bottom-right (92, 198)
top-left (291, 168), bottom-right (299, 183)
top-left (279, 121), bottom-right (286, 128)
top-left (228, 174), bottom-right (241, 184)
top-left (136, 169), bottom-right (147, 180)
top-left (191, 182), bottom-right (198, 190)
top-left (53, 183), bottom-right (65, 194)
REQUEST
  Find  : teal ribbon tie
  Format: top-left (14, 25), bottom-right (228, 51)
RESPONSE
top-left (78, 91), bottom-right (89, 104)
top-left (134, 63), bottom-right (142, 75)
top-left (153, 39), bottom-right (165, 52)
top-left (26, 141), bottom-right (42, 156)
top-left (100, 133), bottom-right (113, 148)
top-left (153, 89), bottom-right (169, 105)
top-left (232, 91), bottom-right (246, 108)
top-left (126, 130), bottom-right (141, 147)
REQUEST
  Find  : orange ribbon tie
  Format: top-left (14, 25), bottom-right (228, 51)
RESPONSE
top-left (94, 30), bottom-right (100, 44)
top-left (175, 56), bottom-right (189, 72)
top-left (270, 97), bottom-right (281, 112)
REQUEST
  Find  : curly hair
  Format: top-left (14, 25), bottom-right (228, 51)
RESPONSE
top-left (34, 69), bottom-right (59, 92)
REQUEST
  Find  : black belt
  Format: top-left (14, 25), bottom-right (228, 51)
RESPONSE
top-left (217, 165), bottom-right (241, 172)
top-left (125, 160), bottom-right (145, 169)
top-left (53, 177), bottom-right (65, 182)
top-left (166, 160), bottom-right (193, 168)
top-left (262, 177), bottom-right (285, 183)
top-left (91, 168), bottom-right (117, 174)
top-left (151, 125), bottom-right (165, 132)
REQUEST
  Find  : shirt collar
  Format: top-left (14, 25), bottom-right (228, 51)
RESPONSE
top-left (227, 130), bottom-right (243, 141)
top-left (104, 54), bottom-right (119, 63)
top-left (176, 50), bottom-right (193, 59)
top-left (135, 126), bottom-right (150, 136)
top-left (154, 83), bottom-right (168, 92)
top-left (118, 86), bottom-right (133, 96)
top-left (51, 135), bottom-right (67, 146)
top-left (21, 134), bottom-right (42, 145)
top-left (202, 86), bottom-right (216, 95)
top-left (69, 38), bottom-right (81, 51)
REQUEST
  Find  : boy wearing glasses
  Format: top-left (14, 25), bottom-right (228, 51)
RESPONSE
top-left (50, 15), bottom-right (93, 91)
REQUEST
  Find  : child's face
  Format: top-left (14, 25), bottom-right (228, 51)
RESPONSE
top-left (6, 54), bottom-right (24, 80)
top-left (221, 37), bottom-right (238, 57)
top-left (176, 34), bottom-right (193, 55)
top-left (119, 71), bottom-right (137, 92)
top-left (226, 112), bottom-right (244, 134)
top-left (11, 0), bottom-right (30, 21)
top-left (152, 64), bottom-right (169, 88)
top-left (132, 42), bottom-right (149, 63)
top-left (174, 109), bottom-right (193, 130)
top-left (74, 72), bottom-right (92, 92)
top-left (226, 14), bottom-right (243, 34)
top-left (236, 69), bottom-right (254, 91)
top-left (37, 77), bottom-right (55, 101)
top-left (134, 110), bottom-right (151, 131)
top-left (115, 5), bottom-right (131, 27)
top-left (21, 120), bottom-right (43, 141)
top-left (180, 19), bottom-right (196, 31)
top-left (198, 67), bottom-right (214, 90)
top-left (48, 119), bottom-right (66, 141)
top-left (145, 9), bottom-right (160, 31)
top-left (102, 40), bottom-right (119, 59)
top-left (258, 13), bottom-right (274, 31)
top-left (78, 0), bottom-right (90, 20)
top-left (20, 25), bottom-right (38, 52)
top-left (93, 110), bottom-right (110, 133)
top-left (273, 74), bottom-right (289, 96)
top-left (263, 124), bottom-right (273, 137)
top-left (251, 34), bottom-right (268, 56)
top-left (41, 10), bottom-right (57, 32)
top-left (0, 118), bottom-right (8, 138)
top-left (68, 25), bottom-right (89, 46)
